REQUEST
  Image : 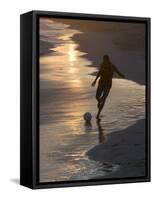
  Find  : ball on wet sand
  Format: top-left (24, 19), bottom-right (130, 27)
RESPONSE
top-left (83, 112), bottom-right (92, 121)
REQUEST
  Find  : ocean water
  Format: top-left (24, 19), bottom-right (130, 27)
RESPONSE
top-left (39, 18), bottom-right (145, 182)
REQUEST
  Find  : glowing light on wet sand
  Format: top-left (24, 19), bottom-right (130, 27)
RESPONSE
top-left (68, 43), bottom-right (77, 65)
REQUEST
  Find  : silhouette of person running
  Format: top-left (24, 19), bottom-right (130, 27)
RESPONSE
top-left (92, 55), bottom-right (125, 120)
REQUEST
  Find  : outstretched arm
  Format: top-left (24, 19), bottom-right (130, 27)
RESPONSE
top-left (113, 65), bottom-right (125, 78)
top-left (91, 70), bottom-right (101, 86)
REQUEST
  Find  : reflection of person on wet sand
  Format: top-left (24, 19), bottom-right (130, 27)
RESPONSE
top-left (97, 120), bottom-right (105, 144)
top-left (84, 120), bottom-right (105, 144)
top-left (92, 55), bottom-right (125, 120)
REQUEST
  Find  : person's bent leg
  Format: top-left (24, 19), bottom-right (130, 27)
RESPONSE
top-left (96, 84), bottom-right (103, 108)
top-left (96, 88), bottom-right (110, 119)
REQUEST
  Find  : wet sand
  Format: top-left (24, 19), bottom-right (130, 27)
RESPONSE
top-left (87, 119), bottom-right (146, 178)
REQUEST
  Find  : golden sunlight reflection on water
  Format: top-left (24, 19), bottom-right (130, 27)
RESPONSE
top-left (68, 43), bottom-right (77, 64)
top-left (40, 39), bottom-right (92, 89)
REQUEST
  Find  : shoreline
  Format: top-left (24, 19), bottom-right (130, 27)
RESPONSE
top-left (40, 19), bottom-right (146, 85)
top-left (40, 33), bottom-right (145, 85)
top-left (87, 119), bottom-right (146, 179)
top-left (72, 32), bottom-right (145, 85)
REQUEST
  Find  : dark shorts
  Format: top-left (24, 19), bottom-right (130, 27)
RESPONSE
top-left (96, 78), bottom-right (112, 100)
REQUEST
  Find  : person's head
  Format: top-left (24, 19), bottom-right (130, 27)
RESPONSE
top-left (103, 55), bottom-right (110, 63)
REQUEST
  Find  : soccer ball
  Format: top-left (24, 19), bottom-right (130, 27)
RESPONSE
top-left (83, 112), bottom-right (92, 121)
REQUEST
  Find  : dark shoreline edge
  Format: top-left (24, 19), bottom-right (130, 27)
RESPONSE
top-left (87, 119), bottom-right (146, 179)
top-left (71, 32), bottom-right (145, 85)
top-left (40, 19), bottom-right (146, 85)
